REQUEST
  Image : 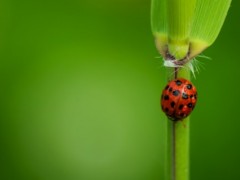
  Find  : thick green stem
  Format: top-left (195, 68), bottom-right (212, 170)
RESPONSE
top-left (167, 0), bottom-right (196, 60)
top-left (166, 67), bottom-right (190, 180)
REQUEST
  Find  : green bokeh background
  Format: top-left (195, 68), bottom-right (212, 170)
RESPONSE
top-left (0, 0), bottom-right (239, 180)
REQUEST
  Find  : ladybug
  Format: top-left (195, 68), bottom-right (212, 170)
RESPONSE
top-left (161, 78), bottom-right (197, 121)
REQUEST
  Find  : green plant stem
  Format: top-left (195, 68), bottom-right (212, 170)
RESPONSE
top-left (166, 67), bottom-right (190, 180)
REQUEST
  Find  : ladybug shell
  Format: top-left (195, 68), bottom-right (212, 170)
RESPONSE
top-left (161, 78), bottom-right (197, 121)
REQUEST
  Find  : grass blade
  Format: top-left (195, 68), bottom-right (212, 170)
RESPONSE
top-left (189, 0), bottom-right (232, 58)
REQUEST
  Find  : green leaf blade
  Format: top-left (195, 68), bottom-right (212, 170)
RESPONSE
top-left (189, 0), bottom-right (231, 58)
top-left (151, 0), bottom-right (167, 35)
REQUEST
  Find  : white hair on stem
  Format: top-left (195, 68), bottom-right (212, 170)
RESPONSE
top-left (159, 53), bottom-right (210, 79)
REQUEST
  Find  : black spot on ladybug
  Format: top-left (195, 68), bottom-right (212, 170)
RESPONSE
top-left (164, 95), bottom-right (169, 100)
top-left (169, 87), bottom-right (173, 92)
top-left (190, 95), bottom-right (194, 98)
top-left (165, 85), bottom-right (169, 90)
top-left (187, 84), bottom-right (192, 90)
top-left (182, 93), bottom-right (188, 99)
top-left (187, 103), bottom-right (193, 108)
top-left (165, 108), bottom-right (169, 112)
top-left (175, 80), bottom-right (182, 86)
top-left (173, 90), bottom-right (180, 96)
top-left (179, 104), bottom-right (184, 110)
top-left (170, 101), bottom-right (175, 108)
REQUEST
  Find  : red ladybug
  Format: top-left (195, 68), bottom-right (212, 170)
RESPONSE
top-left (161, 78), bottom-right (197, 121)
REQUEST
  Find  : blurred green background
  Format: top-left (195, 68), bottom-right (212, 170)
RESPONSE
top-left (0, 0), bottom-right (239, 180)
